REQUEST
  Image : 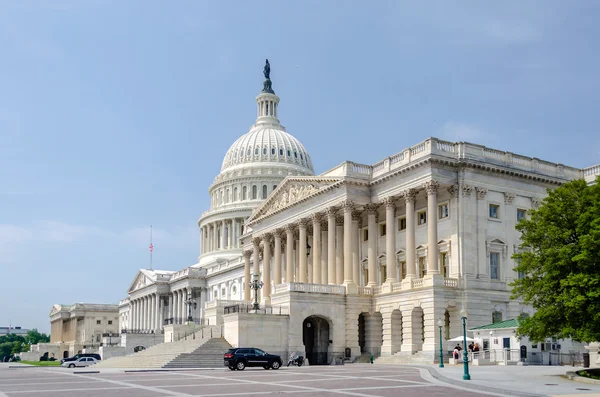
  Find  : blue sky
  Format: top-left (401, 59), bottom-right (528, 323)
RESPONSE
top-left (1, 1), bottom-right (598, 333)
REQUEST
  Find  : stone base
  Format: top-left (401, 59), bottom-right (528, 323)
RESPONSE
top-left (343, 281), bottom-right (358, 295)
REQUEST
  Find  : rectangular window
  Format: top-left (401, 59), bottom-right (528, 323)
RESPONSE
top-left (440, 252), bottom-right (448, 277)
top-left (483, 339), bottom-right (489, 350)
top-left (517, 208), bottom-right (527, 221)
top-left (363, 229), bottom-right (368, 241)
top-left (380, 224), bottom-right (386, 236)
top-left (400, 261), bottom-right (406, 280)
top-left (439, 203), bottom-right (449, 219)
top-left (492, 311), bottom-right (503, 323)
top-left (517, 270), bottom-right (525, 280)
top-left (489, 204), bottom-right (500, 219)
top-left (398, 217), bottom-right (406, 231)
top-left (96, 320), bottom-right (101, 325)
top-left (418, 257), bottom-right (427, 278)
top-left (490, 252), bottom-right (500, 280)
top-left (108, 320), bottom-right (113, 325)
top-left (417, 211), bottom-right (427, 225)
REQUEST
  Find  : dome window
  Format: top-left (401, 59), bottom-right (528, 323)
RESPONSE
top-left (279, 148), bottom-right (283, 156)
top-left (252, 185), bottom-right (257, 199)
top-left (254, 148), bottom-right (259, 156)
top-left (300, 153), bottom-right (303, 160)
top-left (271, 147), bottom-right (275, 155)
top-left (273, 185), bottom-right (277, 191)
top-left (294, 151), bottom-right (298, 158)
top-left (247, 148), bottom-right (251, 156)
top-left (263, 147), bottom-right (267, 155)
top-left (243, 186), bottom-right (247, 200)
top-left (262, 185), bottom-right (268, 199)
top-left (287, 150), bottom-right (291, 157)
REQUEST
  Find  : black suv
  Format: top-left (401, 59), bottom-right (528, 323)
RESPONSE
top-left (61, 353), bottom-right (101, 364)
top-left (224, 348), bottom-right (282, 371)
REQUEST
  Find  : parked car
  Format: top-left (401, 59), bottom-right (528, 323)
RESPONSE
top-left (61, 357), bottom-right (98, 368)
top-left (60, 353), bottom-right (101, 365)
top-left (224, 348), bottom-right (282, 371)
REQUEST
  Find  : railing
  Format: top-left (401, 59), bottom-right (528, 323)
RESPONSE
top-left (276, 283), bottom-right (346, 294)
top-left (372, 285), bottom-right (382, 295)
top-left (223, 304), bottom-right (289, 315)
top-left (120, 329), bottom-right (161, 334)
top-left (391, 282), bottom-right (403, 292)
top-left (443, 278), bottom-right (458, 287)
top-left (411, 279), bottom-right (424, 288)
top-left (357, 286), bottom-right (373, 295)
top-left (205, 299), bottom-right (246, 309)
top-left (163, 317), bottom-right (208, 326)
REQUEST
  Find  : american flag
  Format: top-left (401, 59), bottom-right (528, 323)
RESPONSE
top-left (149, 243), bottom-right (153, 252)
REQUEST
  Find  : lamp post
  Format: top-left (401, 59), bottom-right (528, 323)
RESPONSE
top-left (460, 307), bottom-right (471, 380)
top-left (438, 318), bottom-right (444, 368)
top-left (249, 273), bottom-right (264, 312)
top-left (91, 336), bottom-right (94, 349)
top-left (184, 294), bottom-right (197, 322)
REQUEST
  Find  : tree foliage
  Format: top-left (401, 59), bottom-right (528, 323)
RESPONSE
top-left (0, 330), bottom-right (50, 360)
top-left (511, 177), bottom-right (600, 342)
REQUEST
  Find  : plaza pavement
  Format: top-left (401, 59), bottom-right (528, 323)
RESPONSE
top-left (0, 362), bottom-right (599, 397)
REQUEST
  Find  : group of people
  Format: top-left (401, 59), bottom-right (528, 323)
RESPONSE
top-left (452, 342), bottom-right (481, 360)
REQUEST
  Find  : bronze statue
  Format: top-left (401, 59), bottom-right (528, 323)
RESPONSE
top-left (263, 59), bottom-right (271, 80)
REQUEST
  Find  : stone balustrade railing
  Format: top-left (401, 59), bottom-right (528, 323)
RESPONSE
top-left (444, 278), bottom-right (459, 287)
top-left (357, 286), bottom-right (373, 295)
top-left (205, 299), bottom-right (246, 309)
top-left (322, 137), bottom-right (585, 182)
top-left (391, 282), bottom-right (403, 292)
top-left (584, 164), bottom-right (600, 183)
top-left (411, 279), bottom-right (425, 289)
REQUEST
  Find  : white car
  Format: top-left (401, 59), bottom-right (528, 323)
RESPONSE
top-left (61, 357), bottom-right (98, 368)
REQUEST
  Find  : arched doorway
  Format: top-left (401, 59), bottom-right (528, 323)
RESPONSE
top-left (358, 313), bottom-right (366, 353)
top-left (303, 316), bottom-right (330, 365)
top-left (63, 351), bottom-right (69, 359)
top-left (133, 345), bottom-right (146, 353)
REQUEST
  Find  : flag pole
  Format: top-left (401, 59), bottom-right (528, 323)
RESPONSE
top-left (149, 225), bottom-right (153, 270)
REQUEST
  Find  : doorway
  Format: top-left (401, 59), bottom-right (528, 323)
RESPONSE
top-left (303, 316), bottom-right (330, 365)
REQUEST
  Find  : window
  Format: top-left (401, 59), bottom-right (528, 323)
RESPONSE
top-left (233, 187), bottom-right (238, 201)
top-left (398, 217), bottom-right (406, 231)
top-left (418, 257), bottom-right (426, 278)
top-left (273, 185), bottom-right (277, 191)
top-left (440, 252), bottom-right (448, 277)
top-left (287, 150), bottom-right (291, 157)
top-left (300, 154), bottom-right (303, 160)
top-left (489, 204), bottom-right (500, 219)
top-left (279, 148), bottom-right (283, 156)
top-left (252, 185), bottom-right (257, 199)
top-left (380, 224), bottom-right (386, 236)
top-left (483, 339), bottom-right (490, 350)
top-left (517, 208), bottom-right (527, 221)
top-left (96, 334), bottom-right (101, 342)
top-left (254, 147), bottom-right (258, 155)
top-left (400, 261), bottom-right (406, 280)
top-left (243, 186), bottom-right (247, 200)
top-left (271, 148), bottom-right (275, 155)
top-left (108, 320), bottom-right (113, 325)
top-left (294, 151), bottom-right (297, 158)
top-left (96, 320), bottom-right (101, 325)
top-left (490, 252), bottom-right (500, 280)
top-left (418, 210), bottom-right (427, 225)
top-left (213, 290), bottom-right (218, 298)
top-left (262, 185), bottom-right (267, 199)
top-left (263, 147), bottom-right (267, 155)
top-left (363, 229), bottom-right (368, 241)
top-left (439, 203), bottom-right (449, 219)
top-left (221, 288), bottom-right (226, 296)
top-left (492, 311), bottom-right (503, 323)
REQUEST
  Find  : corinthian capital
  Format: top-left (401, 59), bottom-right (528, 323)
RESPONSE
top-left (475, 187), bottom-right (488, 200)
top-left (352, 211), bottom-right (362, 222)
top-left (504, 192), bottom-right (516, 204)
top-left (462, 184), bottom-right (473, 197)
top-left (382, 196), bottom-right (396, 209)
top-left (340, 200), bottom-right (354, 213)
top-left (297, 218), bottom-right (309, 228)
top-left (403, 189), bottom-right (417, 203)
top-left (365, 203), bottom-right (378, 214)
top-left (252, 237), bottom-right (261, 247)
top-left (423, 180), bottom-right (440, 195)
top-left (262, 233), bottom-right (272, 243)
top-left (310, 213), bottom-right (323, 223)
top-left (325, 206), bottom-right (338, 218)
top-left (284, 223), bottom-right (295, 234)
top-left (243, 250), bottom-right (252, 258)
top-left (448, 185), bottom-right (459, 198)
top-left (274, 228), bottom-right (284, 239)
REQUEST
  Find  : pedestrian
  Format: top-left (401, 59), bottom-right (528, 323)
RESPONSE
top-left (369, 353), bottom-right (374, 364)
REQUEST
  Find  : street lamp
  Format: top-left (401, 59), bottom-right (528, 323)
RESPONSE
top-left (91, 336), bottom-right (94, 349)
top-left (438, 318), bottom-right (444, 368)
top-left (184, 294), bottom-right (197, 322)
top-left (306, 241), bottom-right (311, 257)
top-left (460, 307), bottom-right (471, 380)
top-left (249, 273), bottom-right (264, 312)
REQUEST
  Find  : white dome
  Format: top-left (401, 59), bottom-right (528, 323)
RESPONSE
top-left (220, 127), bottom-right (314, 174)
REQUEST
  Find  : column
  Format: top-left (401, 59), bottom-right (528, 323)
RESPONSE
top-left (298, 219), bottom-right (308, 283)
top-left (234, 219), bottom-right (240, 248)
top-left (326, 208), bottom-right (336, 284)
top-left (285, 225), bottom-right (294, 283)
top-left (140, 296), bottom-right (145, 329)
top-left (131, 300), bottom-right (136, 329)
top-left (336, 216), bottom-right (344, 284)
top-left (168, 293), bottom-right (173, 322)
top-left (252, 238), bottom-right (260, 277)
top-left (204, 226), bottom-right (209, 252)
top-left (149, 295), bottom-right (154, 330)
top-left (384, 197), bottom-right (397, 283)
top-left (221, 220), bottom-right (227, 250)
top-left (199, 228), bottom-right (203, 256)
top-left (321, 223), bottom-right (328, 284)
top-left (366, 204), bottom-right (378, 286)
top-left (157, 295), bottom-right (162, 329)
top-left (342, 200), bottom-right (354, 284)
top-left (228, 220), bottom-right (233, 249)
top-left (404, 189), bottom-right (417, 279)
top-left (274, 230), bottom-right (282, 286)
top-left (173, 291), bottom-right (179, 323)
top-left (155, 293), bottom-right (161, 329)
top-left (262, 234), bottom-right (272, 302)
top-left (352, 211), bottom-right (360, 284)
top-left (244, 250), bottom-right (251, 301)
top-left (312, 214), bottom-right (322, 284)
top-left (425, 181), bottom-right (440, 274)
top-left (213, 223), bottom-right (218, 251)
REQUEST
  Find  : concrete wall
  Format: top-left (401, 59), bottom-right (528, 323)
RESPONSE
top-left (223, 313), bottom-right (290, 358)
top-left (120, 333), bottom-right (162, 354)
top-left (99, 346), bottom-right (127, 360)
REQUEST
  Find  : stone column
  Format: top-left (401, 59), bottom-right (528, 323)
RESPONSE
top-left (285, 225), bottom-right (294, 283)
top-left (342, 200), bottom-right (354, 285)
top-left (425, 181), bottom-right (440, 274)
top-left (199, 228), bottom-right (203, 256)
top-left (298, 219), bottom-right (308, 283)
top-left (366, 204), bottom-right (378, 286)
top-left (149, 294), bottom-right (154, 330)
top-left (172, 292), bottom-right (177, 324)
top-left (213, 223), bottom-right (218, 251)
top-left (243, 250), bottom-right (251, 301)
top-left (312, 213), bottom-right (322, 284)
top-left (326, 207), bottom-right (336, 285)
top-left (321, 222), bottom-right (328, 284)
top-left (274, 230), bottom-right (282, 286)
top-left (262, 234), bottom-right (272, 302)
top-left (234, 219), bottom-right (240, 248)
top-left (221, 220), bottom-right (227, 250)
top-left (335, 216), bottom-right (344, 284)
top-left (383, 197), bottom-right (397, 283)
top-left (404, 189), bottom-right (417, 279)
top-left (131, 300), bottom-right (136, 329)
top-left (352, 211), bottom-right (360, 285)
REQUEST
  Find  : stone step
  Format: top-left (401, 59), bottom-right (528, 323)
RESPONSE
top-left (162, 337), bottom-right (231, 369)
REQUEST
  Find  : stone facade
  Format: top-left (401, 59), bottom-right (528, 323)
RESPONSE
top-left (117, 69), bottom-right (600, 363)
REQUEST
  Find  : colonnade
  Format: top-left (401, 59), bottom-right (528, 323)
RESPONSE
top-left (201, 217), bottom-right (244, 254)
top-left (129, 288), bottom-right (206, 330)
top-left (243, 180), bottom-right (444, 301)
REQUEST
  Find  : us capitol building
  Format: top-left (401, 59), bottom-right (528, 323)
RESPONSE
top-left (117, 61), bottom-right (599, 364)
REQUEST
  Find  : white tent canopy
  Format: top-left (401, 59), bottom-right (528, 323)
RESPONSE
top-left (447, 336), bottom-right (475, 343)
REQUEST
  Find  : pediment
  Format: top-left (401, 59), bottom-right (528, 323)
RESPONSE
top-left (49, 304), bottom-right (63, 316)
top-left (248, 177), bottom-right (343, 223)
top-left (128, 271), bottom-right (152, 293)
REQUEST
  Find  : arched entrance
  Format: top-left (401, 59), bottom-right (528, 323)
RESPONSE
top-left (303, 316), bottom-right (330, 365)
top-left (63, 351), bottom-right (69, 359)
top-left (358, 313), bottom-right (366, 353)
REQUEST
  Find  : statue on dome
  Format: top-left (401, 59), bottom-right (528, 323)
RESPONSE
top-left (263, 59), bottom-right (271, 79)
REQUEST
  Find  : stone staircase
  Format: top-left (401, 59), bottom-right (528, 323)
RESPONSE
top-left (163, 338), bottom-right (231, 368)
top-left (95, 326), bottom-right (224, 369)
top-left (375, 351), bottom-right (436, 364)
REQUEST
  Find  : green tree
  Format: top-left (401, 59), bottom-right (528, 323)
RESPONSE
top-left (25, 330), bottom-right (50, 345)
top-left (511, 177), bottom-right (600, 342)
